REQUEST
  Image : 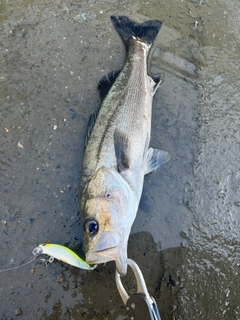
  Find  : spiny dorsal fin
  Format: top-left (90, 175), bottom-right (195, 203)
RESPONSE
top-left (84, 108), bottom-right (99, 148)
top-left (85, 70), bottom-right (121, 148)
top-left (98, 70), bottom-right (121, 100)
top-left (114, 130), bottom-right (130, 172)
top-left (145, 147), bottom-right (170, 175)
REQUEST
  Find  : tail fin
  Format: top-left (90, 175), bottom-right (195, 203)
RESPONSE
top-left (110, 16), bottom-right (162, 46)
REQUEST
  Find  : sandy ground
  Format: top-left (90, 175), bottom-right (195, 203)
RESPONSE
top-left (0, 0), bottom-right (240, 319)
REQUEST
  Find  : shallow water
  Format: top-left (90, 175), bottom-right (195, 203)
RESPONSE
top-left (0, 0), bottom-right (240, 319)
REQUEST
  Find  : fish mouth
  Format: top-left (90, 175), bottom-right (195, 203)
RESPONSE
top-left (85, 246), bottom-right (118, 265)
top-left (86, 245), bottom-right (128, 275)
top-left (84, 230), bottom-right (129, 275)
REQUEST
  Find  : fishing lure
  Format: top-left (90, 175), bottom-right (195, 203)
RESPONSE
top-left (32, 243), bottom-right (91, 270)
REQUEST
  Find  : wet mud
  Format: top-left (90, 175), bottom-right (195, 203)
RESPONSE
top-left (0, 0), bottom-right (240, 319)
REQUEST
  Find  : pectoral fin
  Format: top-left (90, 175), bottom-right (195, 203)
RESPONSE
top-left (145, 147), bottom-right (170, 175)
top-left (114, 130), bottom-right (130, 172)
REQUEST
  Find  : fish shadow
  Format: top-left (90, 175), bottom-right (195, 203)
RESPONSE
top-left (71, 231), bottom-right (186, 320)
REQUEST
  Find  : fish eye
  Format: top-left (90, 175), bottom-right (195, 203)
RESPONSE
top-left (84, 218), bottom-right (98, 235)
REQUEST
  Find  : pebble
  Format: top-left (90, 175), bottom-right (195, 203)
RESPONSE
top-left (15, 308), bottom-right (22, 316)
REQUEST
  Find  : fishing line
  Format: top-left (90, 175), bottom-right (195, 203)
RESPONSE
top-left (0, 257), bottom-right (36, 273)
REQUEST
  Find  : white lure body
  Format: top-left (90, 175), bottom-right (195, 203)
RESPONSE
top-left (32, 243), bottom-right (90, 270)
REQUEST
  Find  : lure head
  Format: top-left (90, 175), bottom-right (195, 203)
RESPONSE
top-left (80, 167), bottom-right (137, 276)
top-left (32, 245), bottom-right (44, 257)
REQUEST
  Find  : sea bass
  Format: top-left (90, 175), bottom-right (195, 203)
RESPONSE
top-left (79, 16), bottom-right (170, 275)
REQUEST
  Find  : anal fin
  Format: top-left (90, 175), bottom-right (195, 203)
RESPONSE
top-left (148, 75), bottom-right (163, 95)
top-left (145, 147), bottom-right (170, 175)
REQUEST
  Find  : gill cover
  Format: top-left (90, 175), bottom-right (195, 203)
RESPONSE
top-left (82, 166), bottom-right (136, 275)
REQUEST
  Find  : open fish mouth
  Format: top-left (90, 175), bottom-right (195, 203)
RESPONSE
top-left (85, 246), bottom-right (118, 265)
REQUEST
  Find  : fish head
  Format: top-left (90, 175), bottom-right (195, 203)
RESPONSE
top-left (81, 166), bottom-right (136, 275)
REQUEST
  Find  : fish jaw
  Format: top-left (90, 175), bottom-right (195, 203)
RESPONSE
top-left (81, 167), bottom-right (137, 275)
top-left (82, 197), bottom-right (134, 275)
top-left (85, 230), bottom-right (130, 276)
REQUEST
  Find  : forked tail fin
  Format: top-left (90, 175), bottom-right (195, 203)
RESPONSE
top-left (110, 15), bottom-right (162, 46)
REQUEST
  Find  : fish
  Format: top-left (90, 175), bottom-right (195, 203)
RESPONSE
top-left (79, 15), bottom-right (170, 275)
top-left (32, 243), bottom-right (90, 270)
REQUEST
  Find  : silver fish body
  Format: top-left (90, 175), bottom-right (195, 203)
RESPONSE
top-left (79, 16), bottom-right (170, 275)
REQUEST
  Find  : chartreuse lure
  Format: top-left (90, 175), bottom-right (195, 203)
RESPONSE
top-left (32, 243), bottom-right (90, 270)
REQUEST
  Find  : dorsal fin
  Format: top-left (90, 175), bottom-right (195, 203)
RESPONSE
top-left (84, 108), bottom-right (99, 148)
top-left (85, 70), bottom-right (120, 148)
top-left (97, 70), bottom-right (121, 100)
top-left (84, 70), bottom-right (121, 148)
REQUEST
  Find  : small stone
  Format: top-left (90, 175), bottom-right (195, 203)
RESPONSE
top-left (172, 304), bottom-right (177, 311)
top-left (2, 220), bottom-right (7, 228)
top-left (15, 307), bottom-right (22, 316)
